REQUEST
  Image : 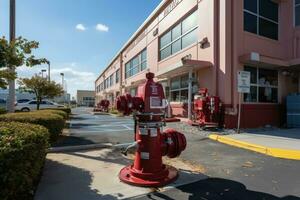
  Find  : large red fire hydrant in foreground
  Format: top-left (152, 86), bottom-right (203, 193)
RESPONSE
top-left (116, 72), bottom-right (186, 187)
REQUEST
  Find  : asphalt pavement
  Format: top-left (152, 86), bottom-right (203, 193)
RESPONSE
top-left (54, 107), bottom-right (300, 199)
top-left (53, 107), bottom-right (135, 147)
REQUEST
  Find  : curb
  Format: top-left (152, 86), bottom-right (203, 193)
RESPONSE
top-left (48, 143), bottom-right (113, 153)
top-left (209, 134), bottom-right (300, 160)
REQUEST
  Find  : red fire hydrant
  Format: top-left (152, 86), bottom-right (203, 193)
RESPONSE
top-left (116, 72), bottom-right (186, 187)
top-left (99, 99), bottom-right (110, 112)
top-left (190, 88), bottom-right (224, 129)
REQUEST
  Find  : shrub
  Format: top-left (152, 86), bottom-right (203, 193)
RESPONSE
top-left (109, 108), bottom-right (120, 115)
top-left (0, 108), bottom-right (6, 114)
top-left (0, 122), bottom-right (49, 200)
top-left (0, 112), bottom-right (65, 142)
top-left (46, 107), bottom-right (71, 115)
top-left (37, 109), bottom-right (68, 120)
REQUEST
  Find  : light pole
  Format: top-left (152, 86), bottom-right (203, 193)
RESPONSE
top-left (60, 73), bottom-right (65, 104)
top-left (60, 73), bottom-right (64, 89)
top-left (7, 0), bottom-right (16, 113)
top-left (47, 61), bottom-right (51, 82)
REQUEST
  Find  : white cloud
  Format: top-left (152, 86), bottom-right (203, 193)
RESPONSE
top-left (17, 63), bottom-right (97, 98)
top-left (95, 23), bottom-right (109, 32)
top-left (76, 24), bottom-right (86, 31)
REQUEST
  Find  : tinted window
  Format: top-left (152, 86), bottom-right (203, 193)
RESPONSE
top-left (296, 3), bottom-right (300, 26)
top-left (29, 101), bottom-right (37, 104)
top-left (141, 49), bottom-right (147, 61)
top-left (160, 31), bottom-right (171, 48)
top-left (159, 10), bottom-right (198, 61)
top-left (182, 11), bottom-right (198, 34)
top-left (160, 45), bottom-right (171, 60)
top-left (172, 24), bottom-right (181, 40)
top-left (245, 66), bottom-right (257, 84)
top-left (125, 49), bottom-right (147, 79)
top-left (182, 29), bottom-right (197, 49)
top-left (259, 18), bottom-right (278, 40)
top-left (259, 0), bottom-right (278, 21)
top-left (244, 0), bottom-right (278, 40)
top-left (244, 0), bottom-right (257, 13)
top-left (172, 39), bottom-right (181, 54)
top-left (244, 86), bottom-right (258, 102)
top-left (244, 12), bottom-right (258, 34)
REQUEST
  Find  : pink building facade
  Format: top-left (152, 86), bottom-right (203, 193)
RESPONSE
top-left (95, 0), bottom-right (300, 128)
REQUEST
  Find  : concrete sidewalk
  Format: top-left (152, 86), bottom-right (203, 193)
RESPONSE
top-left (209, 129), bottom-right (300, 160)
top-left (35, 148), bottom-right (207, 200)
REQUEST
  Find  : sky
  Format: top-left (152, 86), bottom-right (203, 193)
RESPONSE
top-left (0, 0), bottom-right (161, 98)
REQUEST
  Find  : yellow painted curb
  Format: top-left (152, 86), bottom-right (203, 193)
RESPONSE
top-left (209, 134), bottom-right (300, 160)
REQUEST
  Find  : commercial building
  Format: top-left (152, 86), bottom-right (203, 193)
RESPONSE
top-left (95, 0), bottom-right (300, 128)
top-left (76, 90), bottom-right (95, 107)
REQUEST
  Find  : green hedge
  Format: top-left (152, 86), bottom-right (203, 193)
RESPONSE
top-left (45, 107), bottom-right (71, 115)
top-left (37, 109), bottom-right (68, 120)
top-left (0, 122), bottom-right (49, 200)
top-left (0, 112), bottom-right (65, 142)
top-left (0, 108), bottom-right (6, 115)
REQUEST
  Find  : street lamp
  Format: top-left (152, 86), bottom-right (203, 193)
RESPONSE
top-left (60, 73), bottom-right (65, 104)
top-left (60, 73), bottom-right (64, 89)
top-left (7, 0), bottom-right (16, 113)
top-left (41, 69), bottom-right (46, 78)
top-left (47, 61), bottom-right (51, 82)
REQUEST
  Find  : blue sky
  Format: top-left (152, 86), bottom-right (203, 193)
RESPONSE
top-left (0, 0), bottom-right (161, 97)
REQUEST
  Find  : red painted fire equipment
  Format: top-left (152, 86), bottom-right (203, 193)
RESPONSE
top-left (94, 99), bottom-right (110, 112)
top-left (190, 88), bottom-right (224, 129)
top-left (116, 72), bottom-right (186, 187)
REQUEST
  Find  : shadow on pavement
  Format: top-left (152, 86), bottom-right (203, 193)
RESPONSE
top-left (143, 178), bottom-right (300, 200)
top-left (66, 148), bottom-right (132, 166)
top-left (52, 135), bottom-right (96, 147)
top-left (244, 128), bottom-right (300, 140)
top-left (35, 160), bottom-right (121, 200)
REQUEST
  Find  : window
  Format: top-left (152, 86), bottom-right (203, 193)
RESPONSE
top-left (29, 101), bottom-right (37, 104)
top-left (170, 74), bottom-right (189, 103)
top-left (125, 49), bottom-right (147, 79)
top-left (244, 0), bottom-right (279, 40)
top-left (115, 69), bottom-right (120, 83)
top-left (244, 66), bottom-right (278, 103)
top-left (109, 74), bottom-right (114, 87)
top-left (159, 11), bottom-right (198, 61)
top-left (296, 0), bottom-right (300, 26)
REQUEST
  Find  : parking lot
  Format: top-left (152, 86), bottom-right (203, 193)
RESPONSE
top-left (53, 107), bottom-right (300, 199)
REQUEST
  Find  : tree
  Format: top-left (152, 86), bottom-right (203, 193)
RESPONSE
top-left (0, 36), bottom-right (48, 88)
top-left (18, 76), bottom-right (64, 110)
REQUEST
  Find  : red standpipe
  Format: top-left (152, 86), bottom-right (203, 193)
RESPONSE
top-left (116, 72), bottom-right (186, 187)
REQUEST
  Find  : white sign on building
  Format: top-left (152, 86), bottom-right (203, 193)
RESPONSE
top-left (238, 71), bottom-right (250, 93)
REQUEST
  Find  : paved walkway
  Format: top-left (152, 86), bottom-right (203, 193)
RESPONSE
top-left (209, 129), bottom-right (300, 160)
top-left (35, 149), bottom-right (207, 200)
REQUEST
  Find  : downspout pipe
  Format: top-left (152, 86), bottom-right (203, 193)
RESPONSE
top-left (214, 0), bottom-right (220, 96)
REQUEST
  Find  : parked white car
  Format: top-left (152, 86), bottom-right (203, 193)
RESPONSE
top-left (16, 100), bottom-right (65, 112)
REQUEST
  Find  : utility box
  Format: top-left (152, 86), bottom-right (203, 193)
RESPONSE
top-left (287, 94), bottom-right (300, 128)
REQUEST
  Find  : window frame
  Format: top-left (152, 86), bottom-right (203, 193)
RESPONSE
top-left (169, 74), bottom-right (190, 103)
top-left (295, 0), bottom-right (300, 27)
top-left (115, 69), bottom-right (120, 83)
top-left (159, 10), bottom-right (198, 61)
top-left (125, 48), bottom-right (147, 79)
top-left (244, 66), bottom-right (279, 104)
top-left (109, 74), bottom-right (114, 87)
top-left (244, 0), bottom-right (279, 40)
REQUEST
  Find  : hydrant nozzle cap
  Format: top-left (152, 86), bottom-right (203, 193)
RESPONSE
top-left (146, 72), bottom-right (154, 80)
